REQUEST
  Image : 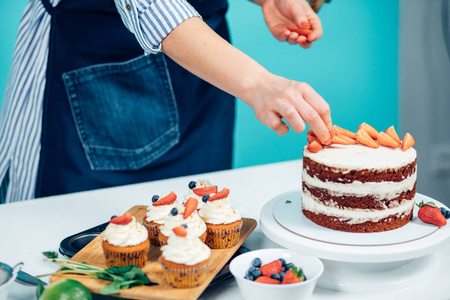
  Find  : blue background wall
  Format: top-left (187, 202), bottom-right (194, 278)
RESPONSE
top-left (0, 0), bottom-right (399, 169)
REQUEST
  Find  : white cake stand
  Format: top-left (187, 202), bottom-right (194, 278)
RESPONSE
top-left (260, 189), bottom-right (450, 293)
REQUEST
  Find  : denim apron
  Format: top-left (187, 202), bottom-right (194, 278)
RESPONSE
top-left (35, 0), bottom-right (234, 197)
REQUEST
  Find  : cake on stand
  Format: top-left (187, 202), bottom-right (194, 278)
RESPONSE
top-left (260, 189), bottom-right (450, 292)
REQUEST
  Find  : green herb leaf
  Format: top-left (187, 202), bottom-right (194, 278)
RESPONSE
top-left (36, 279), bottom-right (46, 299)
top-left (101, 281), bottom-right (122, 295)
top-left (42, 251), bottom-right (58, 259)
top-left (285, 200), bottom-right (292, 204)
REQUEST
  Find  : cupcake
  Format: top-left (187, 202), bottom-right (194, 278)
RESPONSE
top-left (101, 213), bottom-right (150, 268)
top-left (183, 179), bottom-right (218, 210)
top-left (160, 225), bottom-right (211, 288)
top-left (158, 198), bottom-right (207, 246)
top-left (199, 188), bottom-right (242, 249)
top-left (142, 191), bottom-right (178, 246)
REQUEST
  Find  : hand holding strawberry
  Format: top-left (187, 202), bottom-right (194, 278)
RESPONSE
top-left (417, 201), bottom-right (447, 227)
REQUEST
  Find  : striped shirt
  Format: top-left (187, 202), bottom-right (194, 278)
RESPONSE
top-left (0, 0), bottom-right (200, 203)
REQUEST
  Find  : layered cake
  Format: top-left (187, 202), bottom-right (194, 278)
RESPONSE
top-left (302, 144), bottom-right (417, 232)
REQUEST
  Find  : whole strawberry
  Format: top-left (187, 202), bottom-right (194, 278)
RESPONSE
top-left (417, 201), bottom-right (447, 227)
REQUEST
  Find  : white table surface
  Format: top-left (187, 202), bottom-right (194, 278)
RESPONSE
top-left (1, 160), bottom-right (449, 300)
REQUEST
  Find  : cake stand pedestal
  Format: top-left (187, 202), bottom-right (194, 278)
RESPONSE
top-left (260, 189), bottom-right (450, 293)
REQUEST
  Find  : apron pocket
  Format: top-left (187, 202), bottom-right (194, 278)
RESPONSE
top-left (62, 54), bottom-right (179, 171)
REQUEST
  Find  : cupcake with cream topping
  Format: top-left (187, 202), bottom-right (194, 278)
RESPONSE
top-left (158, 198), bottom-right (207, 246)
top-left (199, 188), bottom-right (242, 249)
top-left (142, 192), bottom-right (178, 246)
top-left (102, 213), bottom-right (150, 268)
top-left (160, 225), bottom-right (211, 288)
top-left (183, 179), bottom-right (218, 210)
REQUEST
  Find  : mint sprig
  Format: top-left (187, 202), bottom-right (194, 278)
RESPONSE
top-left (39, 258), bottom-right (154, 295)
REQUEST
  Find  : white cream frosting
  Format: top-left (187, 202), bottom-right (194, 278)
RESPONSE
top-left (183, 179), bottom-right (215, 209)
top-left (159, 203), bottom-right (207, 237)
top-left (303, 144), bottom-right (417, 171)
top-left (145, 194), bottom-right (178, 224)
top-left (302, 189), bottom-right (415, 224)
top-left (302, 169), bottom-right (417, 200)
top-left (102, 216), bottom-right (148, 246)
top-left (199, 197), bottom-right (241, 225)
top-left (161, 232), bottom-right (211, 265)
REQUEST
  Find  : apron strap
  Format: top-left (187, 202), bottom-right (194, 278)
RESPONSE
top-left (40, 0), bottom-right (55, 15)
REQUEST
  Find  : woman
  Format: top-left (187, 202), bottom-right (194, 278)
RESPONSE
top-left (0, 0), bottom-right (332, 203)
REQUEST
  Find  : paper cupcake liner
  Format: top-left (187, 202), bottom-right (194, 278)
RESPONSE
top-left (159, 258), bottom-right (209, 288)
top-left (102, 247), bottom-right (149, 268)
top-left (205, 222), bottom-right (242, 249)
top-left (142, 218), bottom-right (161, 246)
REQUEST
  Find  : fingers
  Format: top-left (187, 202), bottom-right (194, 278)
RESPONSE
top-left (305, 5), bottom-right (323, 42)
top-left (275, 100), bottom-right (306, 133)
top-left (300, 84), bottom-right (333, 130)
top-left (260, 111), bottom-right (290, 135)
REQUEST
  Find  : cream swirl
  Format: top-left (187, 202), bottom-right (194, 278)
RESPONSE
top-left (199, 197), bottom-right (241, 224)
top-left (159, 203), bottom-right (207, 237)
top-left (145, 195), bottom-right (178, 224)
top-left (161, 232), bottom-right (210, 265)
top-left (183, 179), bottom-right (214, 209)
top-left (102, 216), bottom-right (148, 247)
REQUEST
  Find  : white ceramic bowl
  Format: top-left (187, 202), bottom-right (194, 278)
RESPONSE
top-left (229, 248), bottom-right (323, 300)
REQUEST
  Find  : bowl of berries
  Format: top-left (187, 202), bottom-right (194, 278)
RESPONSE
top-left (229, 248), bottom-right (324, 300)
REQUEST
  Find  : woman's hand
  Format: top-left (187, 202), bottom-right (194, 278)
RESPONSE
top-left (247, 73), bottom-right (332, 142)
top-left (254, 0), bottom-right (323, 49)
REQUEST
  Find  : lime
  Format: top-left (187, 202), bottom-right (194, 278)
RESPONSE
top-left (41, 279), bottom-right (93, 300)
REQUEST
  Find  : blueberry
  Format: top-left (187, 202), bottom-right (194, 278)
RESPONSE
top-left (278, 258), bottom-right (286, 267)
top-left (244, 274), bottom-right (254, 281)
top-left (188, 181), bottom-right (197, 189)
top-left (151, 195), bottom-right (159, 203)
top-left (202, 195), bottom-right (210, 203)
top-left (252, 257), bottom-right (262, 268)
top-left (182, 224), bottom-right (188, 228)
top-left (440, 207), bottom-right (450, 219)
top-left (270, 273), bottom-right (281, 281)
top-left (170, 207), bottom-right (178, 216)
top-left (251, 268), bottom-right (262, 279)
top-left (279, 271), bottom-right (286, 280)
top-left (284, 263), bottom-right (293, 272)
top-left (248, 266), bottom-right (257, 274)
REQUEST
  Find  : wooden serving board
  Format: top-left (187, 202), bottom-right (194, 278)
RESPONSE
top-left (51, 205), bottom-right (257, 300)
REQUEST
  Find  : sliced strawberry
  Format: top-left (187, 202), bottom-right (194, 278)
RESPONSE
top-left (331, 134), bottom-right (357, 145)
top-left (333, 125), bottom-right (356, 139)
top-left (358, 123), bottom-right (379, 140)
top-left (307, 129), bottom-right (316, 137)
top-left (281, 267), bottom-right (305, 284)
top-left (183, 197), bottom-right (198, 219)
top-left (153, 191), bottom-right (177, 206)
top-left (254, 276), bottom-right (280, 284)
top-left (356, 129), bottom-right (379, 149)
top-left (259, 260), bottom-right (283, 277)
top-left (384, 126), bottom-right (401, 144)
top-left (193, 185), bottom-right (218, 196)
top-left (307, 135), bottom-right (321, 144)
top-left (307, 140), bottom-right (323, 153)
top-left (208, 188), bottom-right (230, 201)
top-left (402, 133), bottom-right (415, 151)
top-left (286, 26), bottom-right (313, 36)
top-left (109, 213), bottom-right (133, 225)
top-left (172, 225), bottom-right (187, 237)
top-left (377, 132), bottom-right (401, 148)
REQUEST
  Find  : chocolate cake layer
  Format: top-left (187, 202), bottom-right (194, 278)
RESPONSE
top-left (302, 182), bottom-right (417, 210)
top-left (303, 156), bottom-right (417, 184)
top-left (302, 208), bottom-right (414, 233)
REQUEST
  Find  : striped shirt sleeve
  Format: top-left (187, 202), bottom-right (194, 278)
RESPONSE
top-left (115, 0), bottom-right (201, 54)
